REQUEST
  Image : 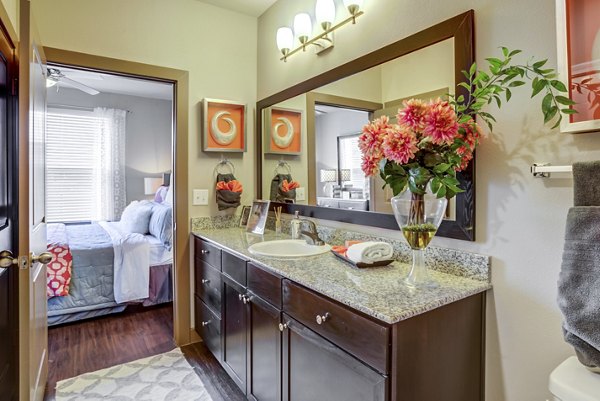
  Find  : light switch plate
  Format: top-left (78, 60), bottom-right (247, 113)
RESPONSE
top-left (296, 187), bottom-right (306, 201)
top-left (193, 189), bottom-right (209, 205)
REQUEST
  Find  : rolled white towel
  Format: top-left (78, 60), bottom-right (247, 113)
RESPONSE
top-left (346, 241), bottom-right (393, 264)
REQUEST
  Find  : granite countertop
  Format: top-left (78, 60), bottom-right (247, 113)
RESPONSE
top-left (192, 227), bottom-right (491, 325)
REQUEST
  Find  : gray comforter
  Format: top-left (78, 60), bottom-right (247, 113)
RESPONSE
top-left (47, 223), bottom-right (122, 325)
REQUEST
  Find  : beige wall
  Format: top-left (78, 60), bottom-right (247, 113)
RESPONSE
top-left (380, 38), bottom-right (454, 102)
top-left (34, 0), bottom-right (258, 219)
top-left (1, 0), bottom-right (17, 33)
top-left (258, 0), bottom-right (600, 400)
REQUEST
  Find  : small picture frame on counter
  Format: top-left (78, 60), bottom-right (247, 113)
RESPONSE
top-left (246, 200), bottom-right (270, 235)
top-left (239, 205), bottom-right (251, 227)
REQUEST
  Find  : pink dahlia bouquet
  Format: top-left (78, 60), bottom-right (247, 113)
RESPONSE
top-left (360, 47), bottom-right (576, 199)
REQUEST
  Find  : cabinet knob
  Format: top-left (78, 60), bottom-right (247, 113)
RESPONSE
top-left (242, 295), bottom-right (251, 304)
top-left (201, 320), bottom-right (211, 327)
top-left (238, 293), bottom-right (244, 301)
top-left (316, 312), bottom-right (330, 325)
top-left (200, 249), bottom-right (209, 255)
top-left (278, 322), bottom-right (289, 332)
top-left (201, 279), bottom-right (210, 284)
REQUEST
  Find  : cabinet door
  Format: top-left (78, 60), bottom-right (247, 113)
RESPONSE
top-left (194, 295), bottom-right (222, 361)
top-left (248, 292), bottom-right (281, 401)
top-left (282, 315), bottom-right (387, 401)
top-left (223, 278), bottom-right (248, 394)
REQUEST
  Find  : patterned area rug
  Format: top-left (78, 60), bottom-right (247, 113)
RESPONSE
top-left (55, 348), bottom-right (213, 401)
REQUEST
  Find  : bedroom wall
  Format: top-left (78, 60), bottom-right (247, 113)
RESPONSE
top-left (33, 0), bottom-right (257, 219)
top-left (257, 1), bottom-right (600, 401)
top-left (46, 88), bottom-right (173, 204)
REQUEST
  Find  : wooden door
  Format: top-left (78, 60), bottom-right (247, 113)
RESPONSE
top-left (248, 292), bottom-right (281, 401)
top-left (18, 2), bottom-right (49, 400)
top-left (0, 12), bottom-right (18, 401)
top-left (281, 314), bottom-right (387, 401)
top-left (222, 278), bottom-right (248, 394)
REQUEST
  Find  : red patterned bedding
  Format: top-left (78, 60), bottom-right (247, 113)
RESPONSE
top-left (47, 223), bottom-right (73, 298)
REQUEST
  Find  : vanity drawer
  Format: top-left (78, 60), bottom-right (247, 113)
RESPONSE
top-left (195, 295), bottom-right (222, 361)
top-left (194, 258), bottom-right (222, 317)
top-left (194, 237), bottom-right (222, 270)
top-left (222, 250), bottom-right (247, 286)
top-left (247, 262), bottom-right (282, 309)
top-left (282, 280), bottom-right (390, 374)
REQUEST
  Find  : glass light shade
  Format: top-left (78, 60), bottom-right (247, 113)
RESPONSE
top-left (316, 0), bottom-right (336, 25)
top-left (320, 169), bottom-right (337, 182)
top-left (144, 177), bottom-right (163, 195)
top-left (293, 13), bottom-right (312, 40)
top-left (343, 0), bottom-right (363, 9)
top-left (276, 27), bottom-right (294, 51)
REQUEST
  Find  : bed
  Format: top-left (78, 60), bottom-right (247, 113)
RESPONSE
top-left (47, 199), bottom-right (173, 326)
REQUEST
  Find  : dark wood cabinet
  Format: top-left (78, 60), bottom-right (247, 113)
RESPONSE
top-left (222, 277), bottom-right (249, 393)
top-left (281, 314), bottom-right (387, 401)
top-left (193, 236), bottom-right (485, 401)
top-left (194, 295), bottom-right (222, 361)
top-left (283, 280), bottom-right (389, 374)
top-left (248, 292), bottom-right (282, 401)
top-left (195, 258), bottom-right (222, 316)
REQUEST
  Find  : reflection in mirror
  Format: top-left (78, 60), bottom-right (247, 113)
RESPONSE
top-left (256, 10), bottom-right (475, 241)
top-left (262, 39), bottom-right (456, 217)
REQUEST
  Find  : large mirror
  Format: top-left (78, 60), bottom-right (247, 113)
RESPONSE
top-left (256, 11), bottom-right (475, 240)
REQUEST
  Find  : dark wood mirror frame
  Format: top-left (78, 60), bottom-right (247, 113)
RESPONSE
top-left (256, 10), bottom-right (475, 241)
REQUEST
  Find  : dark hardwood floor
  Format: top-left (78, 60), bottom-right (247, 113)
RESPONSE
top-left (44, 304), bottom-right (245, 401)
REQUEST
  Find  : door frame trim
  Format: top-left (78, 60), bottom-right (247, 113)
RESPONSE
top-left (42, 47), bottom-right (192, 346)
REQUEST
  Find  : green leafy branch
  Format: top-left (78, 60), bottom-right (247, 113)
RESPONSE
top-left (451, 47), bottom-right (576, 131)
top-left (379, 47), bottom-right (576, 200)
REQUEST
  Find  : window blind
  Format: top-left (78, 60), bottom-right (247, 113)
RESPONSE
top-left (46, 109), bottom-right (99, 223)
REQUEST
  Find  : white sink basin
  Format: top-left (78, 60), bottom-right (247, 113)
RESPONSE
top-left (248, 239), bottom-right (331, 259)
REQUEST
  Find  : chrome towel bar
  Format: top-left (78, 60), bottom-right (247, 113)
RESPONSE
top-left (531, 163), bottom-right (573, 178)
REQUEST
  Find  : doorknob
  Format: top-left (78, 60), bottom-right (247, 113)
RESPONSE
top-left (31, 252), bottom-right (53, 265)
top-left (0, 250), bottom-right (18, 268)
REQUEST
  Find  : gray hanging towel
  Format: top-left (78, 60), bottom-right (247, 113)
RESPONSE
top-left (216, 173), bottom-right (241, 211)
top-left (558, 161), bottom-right (600, 372)
top-left (270, 173), bottom-right (296, 203)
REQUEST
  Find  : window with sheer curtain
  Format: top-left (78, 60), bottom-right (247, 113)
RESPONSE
top-left (338, 134), bottom-right (366, 190)
top-left (46, 107), bottom-right (127, 223)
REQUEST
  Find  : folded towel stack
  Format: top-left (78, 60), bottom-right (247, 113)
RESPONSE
top-left (346, 241), bottom-right (394, 264)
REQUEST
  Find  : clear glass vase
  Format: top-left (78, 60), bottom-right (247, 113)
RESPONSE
top-left (391, 187), bottom-right (447, 288)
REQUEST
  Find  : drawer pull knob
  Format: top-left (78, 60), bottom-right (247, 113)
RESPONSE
top-left (242, 295), bottom-right (251, 304)
top-left (201, 279), bottom-right (210, 284)
top-left (316, 313), bottom-right (330, 325)
top-left (201, 320), bottom-right (211, 327)
top-left (278, 322), bottom-right (289, 332)
top-left (201, 249), bottom-right (209, 255)
top-left (238, 293), bottom-right (244, 301)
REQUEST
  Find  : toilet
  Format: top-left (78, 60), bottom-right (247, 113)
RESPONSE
top-left (550, 357), bottom-right (600, 401)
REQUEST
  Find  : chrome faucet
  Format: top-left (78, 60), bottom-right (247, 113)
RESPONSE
top-left (299, 219), bottom-right (325, 246)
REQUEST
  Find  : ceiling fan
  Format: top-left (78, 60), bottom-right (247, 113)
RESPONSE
top-left (46, 67), bottom-right (100, 95)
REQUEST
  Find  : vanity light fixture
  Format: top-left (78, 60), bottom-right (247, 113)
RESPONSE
top-left (276, 0), bottom-right (364, 62)
top-left (293, 13), bottom-right (312, 50)
top-left (276, 27), bottom-right (294, 60)
top-left (343, 0), bottom-right (363, 23)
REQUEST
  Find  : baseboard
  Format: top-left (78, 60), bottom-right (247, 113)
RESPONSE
top-left (189, 328), bottom-right (201, 344)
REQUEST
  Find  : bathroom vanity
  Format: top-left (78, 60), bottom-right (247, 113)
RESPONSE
top-left (192, 227), bottom-right (489, 401)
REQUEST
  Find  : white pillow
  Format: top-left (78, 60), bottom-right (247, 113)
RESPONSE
top-left (120, 201), bottom-right (154, 234)
top-left (163, 185), bottom-right (173, 206)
